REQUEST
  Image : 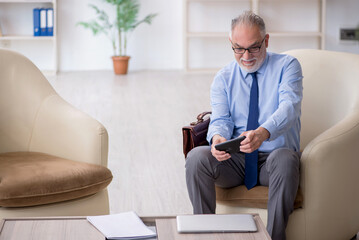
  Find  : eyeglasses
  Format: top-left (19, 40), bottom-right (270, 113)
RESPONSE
top-left (231, 37), bottom-right (266, 54)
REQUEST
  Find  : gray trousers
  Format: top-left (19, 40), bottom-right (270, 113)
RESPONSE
top-left (185, 146), bottom-right (300, 240)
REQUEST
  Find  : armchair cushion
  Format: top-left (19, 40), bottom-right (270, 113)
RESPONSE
top-left (0, 152), bottom-right (113, 207)
top-left (216, 185), bottom-right (303, 209)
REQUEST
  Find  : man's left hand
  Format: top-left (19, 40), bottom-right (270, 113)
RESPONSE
top-left (240, 127), bottom-right (270, 153)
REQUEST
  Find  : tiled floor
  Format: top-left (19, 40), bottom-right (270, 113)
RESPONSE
top-left (47, 70), bottom-right (215, 216)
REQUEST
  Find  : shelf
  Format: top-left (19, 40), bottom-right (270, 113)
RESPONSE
top-left (0, 0), bottom-right (55, 3)
top-left (267, 32), bottom-right (323, 37)
top-left (187, 32), bottom-right (228, 38)
top-left (187, 0), bottom-right (247, 2)
top-left (0, 36), bottom-right (55, 40)
top-left (184, 0), bottom-right (326, 71)
top-left (0, 0), bottom-right (58, 74)
top-left (187, 32), bottom-right (322, 38)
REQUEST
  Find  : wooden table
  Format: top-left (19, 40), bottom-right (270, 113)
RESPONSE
top-left (0, 216), bottom-right (106, 240)
top-left (155, 214), bottom-right (271, 240)
top-left (0, 214), bottom-right (271, 240)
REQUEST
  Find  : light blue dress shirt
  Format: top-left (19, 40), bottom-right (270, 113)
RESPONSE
top-left (207, 52), bottom-right (303, 152)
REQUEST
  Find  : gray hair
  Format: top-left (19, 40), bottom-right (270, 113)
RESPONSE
top-left (230, 11), bottom-right (266, 39)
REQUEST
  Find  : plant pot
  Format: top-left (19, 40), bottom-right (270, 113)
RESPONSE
top-left (112, 56), bottom-right (130, 75)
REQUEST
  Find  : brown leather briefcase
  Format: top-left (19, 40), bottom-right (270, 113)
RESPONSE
top-left (182, 111), bottom-right (211, 158)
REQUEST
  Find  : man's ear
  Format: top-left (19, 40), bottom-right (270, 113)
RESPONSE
top-left (265, 34), bottom-right (269, 48)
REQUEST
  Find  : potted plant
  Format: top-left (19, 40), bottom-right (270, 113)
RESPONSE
top-left (78, 0), bottom-right (157, 74)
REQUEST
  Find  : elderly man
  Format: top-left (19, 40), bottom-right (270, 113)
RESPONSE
top-left (185, 11), bottom-right (303, 240)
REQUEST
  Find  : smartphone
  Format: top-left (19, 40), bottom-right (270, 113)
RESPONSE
top-left (214, 136), bottom-right (246, 154)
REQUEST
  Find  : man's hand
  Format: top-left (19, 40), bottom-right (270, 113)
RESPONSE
top-left (211, 135), bottom-right (231, 161)
top-left (240, 127), bottom-right (270, 153)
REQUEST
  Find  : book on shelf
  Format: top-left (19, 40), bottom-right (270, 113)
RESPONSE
top-left (46, 8), bottom-right (53, 36)
top-left (34, 7), bottom-right (54, 37)
top-left (87, 211), bottom-right (156, 240)
top-left (40, 8), bottom-right (47, 36)
top-left (33, 8), bottom-right (41, 36)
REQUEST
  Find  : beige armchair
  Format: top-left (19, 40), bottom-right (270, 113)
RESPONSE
top-left (216, 49), bottom-right (359, 240)
top-left (0, 48), bottom-right (112, 218)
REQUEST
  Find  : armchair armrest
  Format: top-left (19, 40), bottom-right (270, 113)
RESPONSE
top-left (29, 94), bottom-right (108, 166)
top-left (300, 110), bottom-right (359, 238)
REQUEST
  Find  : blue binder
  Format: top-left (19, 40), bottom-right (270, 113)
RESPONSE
top-left (46, 8), bottom-right (54, 36)
top-left (40, 8), bottom-right (47, 36)
top-left (33, 8), bottom-right (41, 36)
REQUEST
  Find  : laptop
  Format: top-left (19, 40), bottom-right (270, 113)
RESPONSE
top-left (176, 214), bottom-right (257, 233)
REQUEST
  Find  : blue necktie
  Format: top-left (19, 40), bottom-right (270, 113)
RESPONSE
top-left (245, 72), bottom-right (259, 190)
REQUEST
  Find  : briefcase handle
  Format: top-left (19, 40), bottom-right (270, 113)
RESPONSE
top-left (191, 111), bottom-right (212, 126)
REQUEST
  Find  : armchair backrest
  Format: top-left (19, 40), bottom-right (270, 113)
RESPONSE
top-left (284, 49), bottom-right (359, 149)
top-left (0, 48), bottom-right (56, 153)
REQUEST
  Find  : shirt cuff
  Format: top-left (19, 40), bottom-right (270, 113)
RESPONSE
top-left (260, 121), bottom-right (277, 141)
top-left (207, 128), bottom-right (232, 145)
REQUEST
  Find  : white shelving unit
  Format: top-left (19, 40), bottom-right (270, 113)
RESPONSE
top-left (0, 0), bottom-right (57, 75)
top-left (184, 0), bottom-right (326, 71)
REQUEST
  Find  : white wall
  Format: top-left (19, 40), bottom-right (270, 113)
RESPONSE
top-left (326, 0), bottom-right (359, 54)
top-left (1, 0), bottom-right (358, 71)
top-left (58, 0), bottom-right (183, 72)
top-left (186, 0), bottom-right (323, 70)
top-left (57, 0), bottom-right (359, 72)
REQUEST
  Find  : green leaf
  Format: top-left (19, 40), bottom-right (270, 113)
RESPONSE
top-left (77, 0), bottom-right (157, 56)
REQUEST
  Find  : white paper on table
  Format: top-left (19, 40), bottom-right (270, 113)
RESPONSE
top-left (87, 211), bottom-right (156, 239)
